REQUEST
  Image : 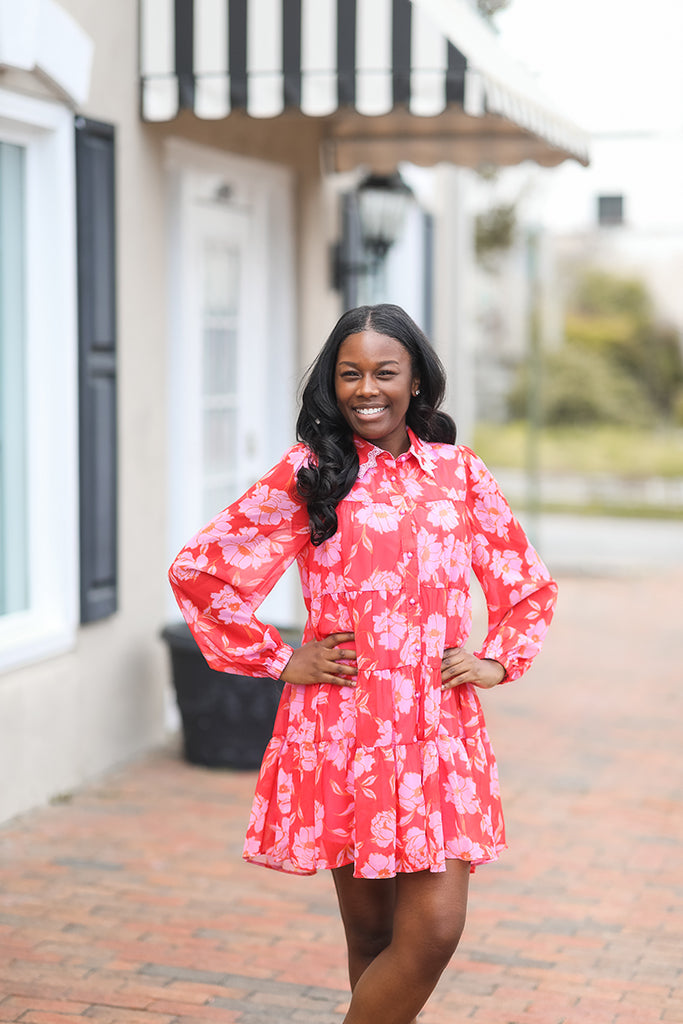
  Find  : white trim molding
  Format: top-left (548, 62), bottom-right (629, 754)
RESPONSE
top-left (0, 89), bottom-right (79, 672)
top-left (0, 0), bottom-right (93, 108)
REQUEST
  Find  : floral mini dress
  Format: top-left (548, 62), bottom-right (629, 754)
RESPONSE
top-left (169, 430), bottom-right (557, 879)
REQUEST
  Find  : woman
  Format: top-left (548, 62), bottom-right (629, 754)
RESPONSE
top-left (169, 304), bottom-right (557, 1024)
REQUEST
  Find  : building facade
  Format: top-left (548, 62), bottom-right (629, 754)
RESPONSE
top-left (0, 0), bottom-right (586, 822)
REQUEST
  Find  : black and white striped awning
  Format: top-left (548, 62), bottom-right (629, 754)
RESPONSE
top-left (140, 0), bottom-right (589, 169)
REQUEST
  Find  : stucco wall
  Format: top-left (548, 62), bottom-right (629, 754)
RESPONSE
top-left (0, 0), bottom-right (340, 823)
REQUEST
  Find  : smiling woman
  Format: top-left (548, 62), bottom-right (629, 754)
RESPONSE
top-left (168, 303), bottom-right (557, 1024)
top-left (334, 330), bottom-right (419, 458)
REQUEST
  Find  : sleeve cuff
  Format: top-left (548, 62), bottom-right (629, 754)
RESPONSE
top-left (266, 643), bottom-right (294, 681)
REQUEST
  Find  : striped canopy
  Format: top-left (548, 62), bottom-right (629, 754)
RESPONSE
top-left (140, 0), bottom-right (589, 169)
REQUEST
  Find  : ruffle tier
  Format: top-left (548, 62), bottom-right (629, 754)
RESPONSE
top-left (243, 676), bottom-right (506, 879)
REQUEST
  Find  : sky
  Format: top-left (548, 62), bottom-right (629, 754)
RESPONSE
top-left (495, 0), bottom-right (683, 135)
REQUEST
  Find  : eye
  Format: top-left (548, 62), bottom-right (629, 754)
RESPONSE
top-left (377, 370), bottom-right (396, 377)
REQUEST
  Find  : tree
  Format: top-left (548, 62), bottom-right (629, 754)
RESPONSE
top-left (508, 268), bottom-right (683, 427)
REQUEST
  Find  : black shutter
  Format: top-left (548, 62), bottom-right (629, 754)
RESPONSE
top-left (75, 117), bottom-right (118, 623)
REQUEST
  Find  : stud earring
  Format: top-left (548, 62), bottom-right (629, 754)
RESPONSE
top-left (414, 388), bottom-right (420, 396)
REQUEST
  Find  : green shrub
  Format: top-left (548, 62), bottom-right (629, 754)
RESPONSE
top-left (509, 268), bottom-right (683, 428)
top-left (509, 345), bottom-right (654, 427)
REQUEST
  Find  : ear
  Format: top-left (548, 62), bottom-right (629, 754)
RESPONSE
top-left (412, 378), bottom-right (421, 397)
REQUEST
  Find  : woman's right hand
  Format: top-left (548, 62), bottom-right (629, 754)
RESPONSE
top-left (280, 633), bottom-right (357, 687)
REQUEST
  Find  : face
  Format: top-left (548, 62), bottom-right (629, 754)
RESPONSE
top-left (334, 329), bottom-right (420, 458)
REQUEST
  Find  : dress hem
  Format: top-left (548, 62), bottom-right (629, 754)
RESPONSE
top-left (242, 843), bottom-right (507, 879)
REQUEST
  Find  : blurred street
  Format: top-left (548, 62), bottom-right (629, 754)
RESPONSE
top-left (527, 513), bottom-right (683, 576)
top-left (1, 549), bottom-right (682, 1024)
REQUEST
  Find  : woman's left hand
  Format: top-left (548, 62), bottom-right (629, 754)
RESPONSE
top-left (440, 648), bottom-right (506, 690)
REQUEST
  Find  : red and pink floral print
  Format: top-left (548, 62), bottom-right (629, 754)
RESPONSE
top-left (169, 430), bottom-right (557, 879)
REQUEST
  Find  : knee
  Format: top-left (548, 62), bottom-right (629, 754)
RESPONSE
top-left (344, 919), bottom-right (394, 961)
top-left (402, 908), bottom-right (466, 977)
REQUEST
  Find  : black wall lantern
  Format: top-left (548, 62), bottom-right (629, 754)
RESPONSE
top-left (332, 171), bottom-right (415, 293)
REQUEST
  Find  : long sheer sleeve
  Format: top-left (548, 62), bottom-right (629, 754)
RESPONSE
top-left (168, 445), bottom-right (311, 680)
top-left (462, 447), bottom-right (558, 682)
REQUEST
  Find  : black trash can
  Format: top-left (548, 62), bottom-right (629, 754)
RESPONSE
top-left (161, 621), bottom-right (300, 769)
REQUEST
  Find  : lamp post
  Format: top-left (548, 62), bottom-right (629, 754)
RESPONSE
top-left (332, 171), bottom-right (414, 303)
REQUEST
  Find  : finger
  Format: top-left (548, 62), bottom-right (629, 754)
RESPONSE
top-left (441, 678), bottom-right (466, 690)
top-left (330, 663), bottom-right (357, 676)
top-left (319, 672), bottom-right (356, 687)
top-left (440, 656), bottom-right (469, 680)
top-left (332, 648), bottom-right (357, 662)
top-left (322, 632), bottom-right (355, 647)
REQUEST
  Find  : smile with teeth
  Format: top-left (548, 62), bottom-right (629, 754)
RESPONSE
top-left (354, 406), bottom-right (387, 416)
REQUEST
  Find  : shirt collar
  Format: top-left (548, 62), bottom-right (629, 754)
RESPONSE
top-left (354, 427), bottom-right (438, 481)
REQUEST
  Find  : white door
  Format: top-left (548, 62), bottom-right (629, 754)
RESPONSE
top-left (193, 200), bottom-right (266, 522)
top-left (167, 147), bottom-right (298, 627)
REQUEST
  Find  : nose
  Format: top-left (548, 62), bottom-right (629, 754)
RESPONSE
top-left (357, 373), bottom-right (379, 396)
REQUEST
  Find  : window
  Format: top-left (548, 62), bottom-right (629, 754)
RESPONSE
top-left (0, 89), bottom-right (79, 670)
top-left (0, 142), bottom-right (28, 616)
top-left (597, 195), bottom-right (624, 227)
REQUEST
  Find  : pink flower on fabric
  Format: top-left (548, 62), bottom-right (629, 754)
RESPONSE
top-left (398, 772), bottom-right (426, 820)
top-left (426, 502), bottom-right (461, 530)
top-left (375, 719), bottom-right (393, 747)
top-left (401, 474), bottom-right (425, 500)
top-left (170, 549), bottom-right (210, 579)
top-left (298, 742), bottom-right (318, 773)
top-left (328, 703), bottom-right (357, 744)
top-left (482, 634), bottom-right (505, 662)
top-left (453, 773), bottom-right (480, 814)
top-left (517, 620), bottom-right (550, 657)
top-left (403, 826), bottom-right (430, 865)
top-left (451, 538), bottom-right (470, 578)
top-left (399, 623), bottom-right (421, 667)
top-left (177, 597), bottom-right (200, 626)
top-left (524, 543), bottom-right (548, 579)
top-left (469, 460), bottom-right (500, 498)
top-left (489, 549), bottom-right (524, 585)
top-left (392, 673), bottom-right (415, 715)
top-left (367, 568), bottom-right (403, 591)
top-left (249, 793), bottom-right (268, 834)
top-left (326, 741), bottom-right (350, 772)
top-left (417, 529), bottom-right (445, 578)
top-left (366, 852), bottom-right (395, 877)
top-left (218, 527), bottom-right (285, 570)
top-left (312, 530), bottom-right (343, 567)
top-left (291, 826), bottom-right (316, 868)
top-left (314, 800), bottom-right (325, 839)
top-left (446, 587), bottom-right (468, 622)
top-left (354, 503), bottom-right (403, 533)
top-left (210, 583), bottom-right (250, 624)
top-left (473, 495), bottom-right (513, 538)
top-left (472, 532), bottom-right (491, 566)
top-left (372, 608), bottom-right (408, 650)
top-left (354, 749), bottom-right (376, 775)
top-left (276, 771), bottom-right (293, 815)
top-left (371, 810), bottom-right (396, 848)
top-left (423, 613), bottom-right (447, 659)
top-left (450, 834), bottom-right (485, 861)
top-left (238, 484), bottom-right (300, 526)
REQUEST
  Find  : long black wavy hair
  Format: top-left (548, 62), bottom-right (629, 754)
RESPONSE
top-left (296, 304), bottom-right (456, 545)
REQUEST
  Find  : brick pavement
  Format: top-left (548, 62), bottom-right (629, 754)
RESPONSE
top-left (1, 568), bottom-right (682, 1024)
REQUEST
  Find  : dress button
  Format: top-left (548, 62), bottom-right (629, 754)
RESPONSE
top-left (409, 597), bottom-right (417, 605)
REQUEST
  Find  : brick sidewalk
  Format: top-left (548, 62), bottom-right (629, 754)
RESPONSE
top-left (1, 570), bottom-right (682, 1024)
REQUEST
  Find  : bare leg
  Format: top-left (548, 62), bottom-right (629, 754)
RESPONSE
top-left (332, 868), bottom-right (397, 989)
top-left (332, 859), bottom-right (470, 1024)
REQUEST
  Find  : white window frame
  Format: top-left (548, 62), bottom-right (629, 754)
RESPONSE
top-left (0, 88), bottom-right (79, 671)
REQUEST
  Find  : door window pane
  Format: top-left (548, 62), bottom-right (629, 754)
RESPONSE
top-left (201, 238), bottom-right (241, 518)
top-left (0, 141), bottom-right (28, 616)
